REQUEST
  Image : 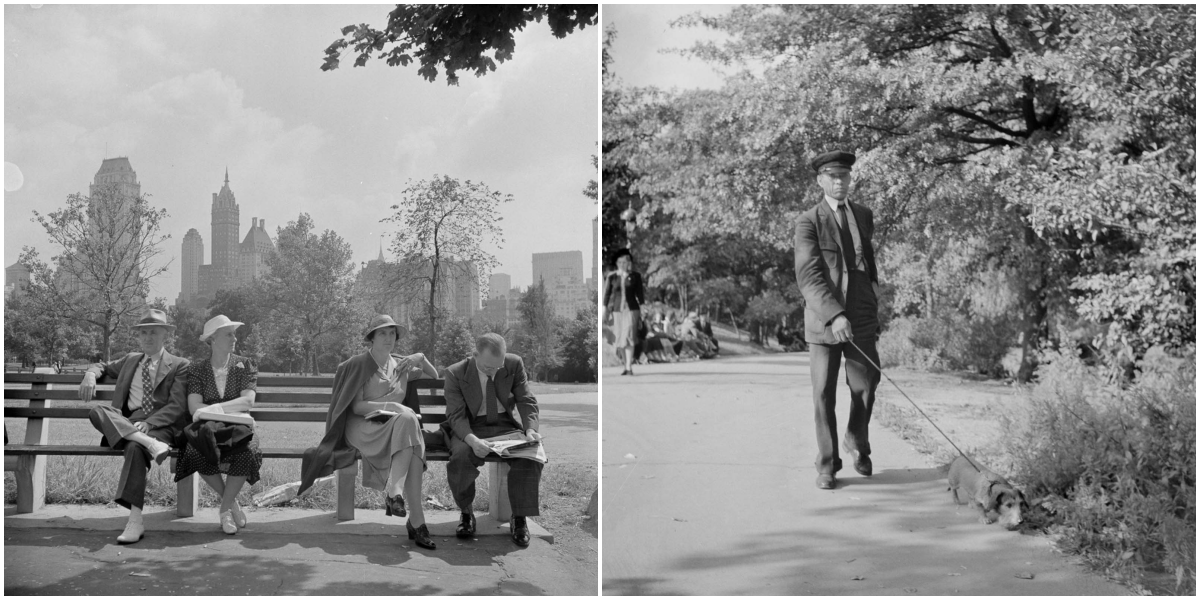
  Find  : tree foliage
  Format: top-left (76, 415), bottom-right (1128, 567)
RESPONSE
top-left (384, 175), bottom-right (510, 357)
top-left (18, 184), bottom-right (172, 361)
top-left (259, 213), bottom-right (366, 375)
top-left (322, 4), bottom-right (597, 85)
top-left (515, 280), bottom-right (563, 381)
top-left (605, 5), bottom-right (1195, 378)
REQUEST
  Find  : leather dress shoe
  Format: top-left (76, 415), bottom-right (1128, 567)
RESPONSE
top-left (511, 516), bottom-right (530, 547)
top-left (816, 473), bottom-right (837, 490)
top-left (456, 512), bottom-right (476, 538)
top-left (407, 521), bottom-right (436, 550)
top-left (843, 439), bottom-right (873, 476)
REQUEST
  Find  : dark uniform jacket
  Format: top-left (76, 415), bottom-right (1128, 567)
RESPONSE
top-left (794, 199), bottom-right (879, 344)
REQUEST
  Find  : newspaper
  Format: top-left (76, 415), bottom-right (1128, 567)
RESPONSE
top-left (483, 432), bottom-right (548, 464)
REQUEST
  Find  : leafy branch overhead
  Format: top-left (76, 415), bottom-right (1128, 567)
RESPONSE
top-left (322, 4), bottom-right (598, 85)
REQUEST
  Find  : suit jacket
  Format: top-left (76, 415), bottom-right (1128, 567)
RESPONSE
top-left (442, 354), bottom-right (539, 441)
top-left (794, 199), bottom-right (879, 344)
top-left (86, 350), bottom-right (191, 438)
top-left (603, 270), bottom-right (645, 313)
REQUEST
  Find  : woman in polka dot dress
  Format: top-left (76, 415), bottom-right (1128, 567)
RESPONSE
top-left (174, 315), bottom-right (263, 534)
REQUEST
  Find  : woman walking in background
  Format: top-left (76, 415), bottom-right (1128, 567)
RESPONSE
top-left (299, 315), bottom-right (440, 550)
top-left (603, 248), bottom-right (645, 376)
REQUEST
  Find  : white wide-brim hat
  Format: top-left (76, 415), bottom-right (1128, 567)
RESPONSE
top-left (200, 314), bottom-right (244, 342)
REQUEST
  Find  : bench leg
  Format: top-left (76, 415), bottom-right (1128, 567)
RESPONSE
top-left (17, 400), bottom-right (49, 514)
top-left (488, 462), bottom-right (512, 522)
top-left (337, 463), bottom-right (357, 521)
top-left (15, 455), bottom-right (46, 514)
top-left (176, 473), bottom-right (198, 518)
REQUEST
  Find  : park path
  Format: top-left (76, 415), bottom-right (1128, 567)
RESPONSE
top-left (601, 354), bottom-right (1129, 596)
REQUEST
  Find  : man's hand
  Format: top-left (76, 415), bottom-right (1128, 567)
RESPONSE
top-left (78, 372), bottom-right (97, 401)
top-left (133, 421), bottom-right (150, 434)
top-left (466, 435), bottom-right (492, 458)
top-left (525, 429), bottom-right (543, 443)
top-left (831, 315), bottom-right (854, 343)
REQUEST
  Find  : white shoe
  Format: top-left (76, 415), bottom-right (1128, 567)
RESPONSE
top-left (117, 518), bottom-right (145, 544)
top-left (147, 440), bottom-right (171, 465)
top-left (220, 510), bottom-right (238, 534)
top-left (230, 501), bottom-right (247, 528)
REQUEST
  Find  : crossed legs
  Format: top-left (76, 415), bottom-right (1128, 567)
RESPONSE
top-left (385, 447), bottom-right (426, 527)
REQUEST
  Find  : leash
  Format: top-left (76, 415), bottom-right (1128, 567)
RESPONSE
top-left (847, 338), bottom-right (983, 473)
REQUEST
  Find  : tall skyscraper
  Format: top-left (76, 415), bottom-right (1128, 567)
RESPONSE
top-left (179, 228), bottom-right (203, 306)
top-left (532, 250), bottom-right (584, 285)
top-left (210, 168), bottom-right (240, 285)
top-left (238, 217), bottom-right (275, 287)
top-left (64, 157), bottom-right (144, 294)
top-left (489, 273), bottom-right (511, 301)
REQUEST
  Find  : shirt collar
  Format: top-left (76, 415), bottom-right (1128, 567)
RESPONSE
top-left (824, 195), bottom-right (846, 212)
top-left (145, 348), bottom-right (166, 364)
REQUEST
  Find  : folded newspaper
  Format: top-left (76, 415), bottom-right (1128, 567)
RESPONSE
top-left (483, 432), bottom-right (547, 464)
top-left (195, 411), bottom-right (255, 427)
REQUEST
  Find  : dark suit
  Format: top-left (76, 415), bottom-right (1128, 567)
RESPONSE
top-left (442, 354), bottom-right (542, 516)
top-left (86, 351), bottom-right (190, 509)
top-left (794, 198), bottom-right (882, 475)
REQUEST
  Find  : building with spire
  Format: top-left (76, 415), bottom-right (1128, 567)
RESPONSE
top-left (177, 169), bottom-right (275, 309)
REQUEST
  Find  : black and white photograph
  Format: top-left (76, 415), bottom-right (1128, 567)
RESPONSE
top-left (5, 4), bottom-right (598, 595)
top-left (601, 4), bottom-right (1194, 596)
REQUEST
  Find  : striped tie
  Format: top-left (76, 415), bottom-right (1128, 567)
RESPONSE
top-left (131, 355), bottom-right (152, 412)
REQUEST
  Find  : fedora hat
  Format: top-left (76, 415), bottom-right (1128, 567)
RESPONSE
top-left (363, 314), bottom-right (405, 342)
top-left (200, 314), bottom-right (244, 342)
top-left (131, 309), bottom-right (175, 331)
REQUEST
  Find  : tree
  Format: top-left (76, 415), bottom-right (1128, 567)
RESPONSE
top-left (4, 292), bottom-right (95, 367)
top-left (559, 304), bottom-right (597, 382)
top-left (322, 4), bottom-right (598, 85)
top-left (515, 280), bottom-right (563, 381)
top-left (166, 303), bottom-right (208, 361)
top-left (18, 184), bottom-right (172, 361)
top-left (607, 5), bottom-right (1195, 379)
top-left (259, 213), bottom-right (366, 375)
top-left (383, 175), bottom-right (510, 358)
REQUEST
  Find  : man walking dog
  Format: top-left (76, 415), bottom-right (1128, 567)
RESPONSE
top-left (794, 150), bottom-right (883, 490)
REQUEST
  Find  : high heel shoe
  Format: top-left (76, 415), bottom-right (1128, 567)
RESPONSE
top-left (407, 521), bottom-right (436, 550)
top-left (384, 494), bottom-right (406, 518)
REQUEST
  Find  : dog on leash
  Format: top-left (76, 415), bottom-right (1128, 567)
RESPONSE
top-left (947, 456), bottom-right (1027, 530)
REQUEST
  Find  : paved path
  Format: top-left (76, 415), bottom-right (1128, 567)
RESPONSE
top-left (601, 354), bottom-right (1129, 595)
top-left (4, 508), bottom-right (588, 595)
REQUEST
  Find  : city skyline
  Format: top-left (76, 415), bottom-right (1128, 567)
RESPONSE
top-left (4, 5), bottom-right (598, 300)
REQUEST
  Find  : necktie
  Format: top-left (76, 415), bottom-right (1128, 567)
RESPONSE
top-left (836, 204), bottom-right (858, 271)
top-left (133, 355), bottom-right (152, 412)
top-left (485, 376), bottom-right (499, 425)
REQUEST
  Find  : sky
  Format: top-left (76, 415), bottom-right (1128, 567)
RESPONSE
top-left (4, 4), bottom-right (599, 301)
top-left (603, 4), bottom-right (734, 91)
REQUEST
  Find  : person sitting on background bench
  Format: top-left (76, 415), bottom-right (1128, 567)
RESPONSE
top-left (80, 309), bottom-right (191, 544)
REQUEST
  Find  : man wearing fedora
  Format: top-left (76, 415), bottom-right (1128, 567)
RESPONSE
top-left (441, 333), bottom-right (543, 547)
top-left (794, 150), bottom-right (883, 490)
top-left (79, 308), bottom-right (192, 543)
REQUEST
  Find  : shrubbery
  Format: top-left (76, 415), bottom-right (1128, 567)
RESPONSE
top-left (878, 313), bottom-right (1021, 376)
top-left (1000, 348), bottom-right (1196, 594)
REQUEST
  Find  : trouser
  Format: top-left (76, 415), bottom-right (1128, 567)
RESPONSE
top-left (446, 419), bottom-right (542, 517)
top-left (89, 404), bottom-right (173, 510)
top-left (810, 270), bottom-right (881, 475)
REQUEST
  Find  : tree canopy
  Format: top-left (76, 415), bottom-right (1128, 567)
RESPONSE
top-left (604, 5), bottom-right (1195, 378)
top-left (322, 4), bottom-right (598, 85)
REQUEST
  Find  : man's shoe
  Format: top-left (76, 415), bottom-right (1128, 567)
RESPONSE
top-left (117, 519), bottom-right (144, 544)
top-left (816, 473), bottom-right (836, 490)
top-left (147, 440), bottom-right (171, 465)
top-left (456, 512), bottom-right (476, 539)
top-left (511, 516), bottom-right (530, 547)
top-left (843, 439), bottom-right (873, 476)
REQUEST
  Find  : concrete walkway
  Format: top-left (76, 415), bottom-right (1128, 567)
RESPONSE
top-left (601, 354), bottom-right (1129, 595)
top-left (5, 507), bottom-right (586, 595)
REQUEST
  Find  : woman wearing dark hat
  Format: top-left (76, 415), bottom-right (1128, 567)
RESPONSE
top-left (298, 315), bottom-right (440, 549)
top-left (174, 314), bottom-right (262, 534)
top-left (603, 248), bottom-right (645, 375)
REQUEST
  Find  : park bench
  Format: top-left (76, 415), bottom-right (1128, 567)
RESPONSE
top-left (4, 371), bottom-right (515, 521)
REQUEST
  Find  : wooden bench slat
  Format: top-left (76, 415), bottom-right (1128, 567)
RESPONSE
top-left (4, 444), bottom-right (479, 461)
top-left (253, 392), bottom-right (332, 405)
top-left (5, 390), bottom-right (115, 401)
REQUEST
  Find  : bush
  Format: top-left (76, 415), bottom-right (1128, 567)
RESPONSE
top-left (877, 312), bottom-right (1021, 376)
top-left (1000, 348), bottom-right (1196, 594)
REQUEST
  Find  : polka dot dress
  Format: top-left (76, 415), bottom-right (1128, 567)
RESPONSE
top-left (174, 354), bottom-right (263, 484)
